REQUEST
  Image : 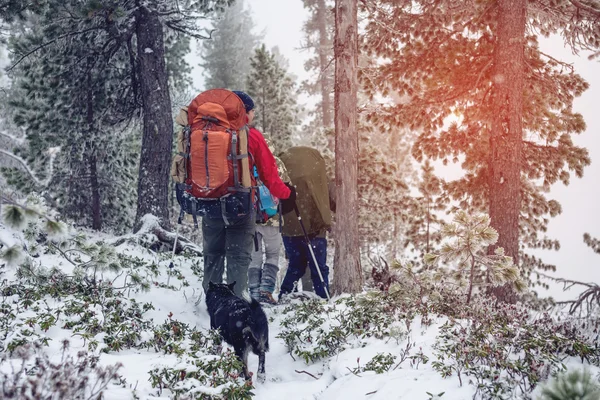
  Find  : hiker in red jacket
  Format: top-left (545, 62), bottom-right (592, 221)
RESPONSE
top-left (201, 90), bottom-right (296, 297)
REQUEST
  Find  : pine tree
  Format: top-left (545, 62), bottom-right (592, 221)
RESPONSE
top-left (165, 33), bottom-right (193, 100)
top-left (3, 14), bottom-right (138, 233)
top-left (404, 160), bottom-right (446, 262)
top-left (133, 4), bottom-right (174, 230)
top-left (486, 0), bottom-right (527, 302)
top-left (199, 0), bottom-right (260, 91)
top-left (301, 0), bottom-right (334, 129)
top-left (333, 0), bottom-right (362, 294)
top-left (354, 125), bottom-right (414, 257)
top-left (361, 0), bottom-right (598, 298)
top-left (0, 0), bottom-right (229, 231)
top-left (301, 52), bottom-right (418, 262)
top-left (0, 49), bottom-right (22, 192)
top-left (424, 211), bottom-right (523, 304)
top-left (247, 44), bottom-right (299, 155)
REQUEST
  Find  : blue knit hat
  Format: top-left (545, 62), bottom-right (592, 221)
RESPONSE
top-left (232, 90), bottom-right (255, 113)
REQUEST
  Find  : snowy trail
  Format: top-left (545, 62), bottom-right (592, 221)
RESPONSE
top-left (3, 234), bottom-right (596, 400)
top-left (94, 256), bottom-right (475, 400)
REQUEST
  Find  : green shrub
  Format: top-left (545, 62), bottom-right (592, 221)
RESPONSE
top-left (432, 299), bottom-right (600, 398)
top-left (539, 369), bottom-right (600, 400)
top-left (0, 340), bottom-right (122, 399)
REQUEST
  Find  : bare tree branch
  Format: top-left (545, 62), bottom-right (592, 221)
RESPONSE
top-left (294, 370), bottom-right (320, 380)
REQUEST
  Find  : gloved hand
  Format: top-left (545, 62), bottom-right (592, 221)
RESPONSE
top-left (280, 183), bottom-right (297, 214)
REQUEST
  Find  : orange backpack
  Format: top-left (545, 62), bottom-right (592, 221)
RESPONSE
top-left (173, 89), bottom-right (255, 225)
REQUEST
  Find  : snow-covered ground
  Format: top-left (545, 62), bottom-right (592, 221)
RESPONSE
top-left (1, 219), bottom-right (598, 400)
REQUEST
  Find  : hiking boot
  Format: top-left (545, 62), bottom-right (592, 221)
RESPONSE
top-left (259, 290), bottom-right (277, 305)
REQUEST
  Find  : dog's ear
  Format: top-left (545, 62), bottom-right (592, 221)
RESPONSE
top-left (208, 282), bottom-right (216, 289)
top-left (228, 281), bottom-right (236, 291)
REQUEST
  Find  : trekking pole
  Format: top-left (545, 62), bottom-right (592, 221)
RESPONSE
top-left (167, 223), bottom-right (180, 286)
top-left (293, 204), bottom-right (331, 301)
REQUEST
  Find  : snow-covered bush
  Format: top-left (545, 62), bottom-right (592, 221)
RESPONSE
top-left (1, 262), bottom-right (158, 354)
top-left (350, 352), bottom-right (397, 374)
top-left (425, 211), bottom-right (525, 303)
top-left (147, 323), bottom-right (254, 399)
top-left (431, 298), bottom-right (600, 399)
top-left (539, 368), bottom-right (600, 400)
top-left (277, 267), bottom-right (476, 365)
top-left (2, 258), bottom-right (255, 399)
top-left (0, 340), bottom-right (122, 399)
top-left (277, 294), bottom-right (413, 364)
top-left (1, 195), bottom-right (256, 398)
top-left (1, 194), bottom-right (67, 266)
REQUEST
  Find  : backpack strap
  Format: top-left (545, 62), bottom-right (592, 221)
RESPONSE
top-left (227, 126), bottom-right (253, 193)
top-left (239, 126), bottom-right (251, 187)
top-left (183, 125), bottom-right (191, 171)
top-left (230, 129), bottom-right (240, 190)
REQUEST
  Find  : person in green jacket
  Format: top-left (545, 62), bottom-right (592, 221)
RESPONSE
top-left (279, 146), bottom-right (333, 299)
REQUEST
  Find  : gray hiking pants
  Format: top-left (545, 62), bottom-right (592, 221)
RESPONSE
top-left (201, 213), bottom-right (255, 297)
top-left (249, 225), bottom-right (282, 299)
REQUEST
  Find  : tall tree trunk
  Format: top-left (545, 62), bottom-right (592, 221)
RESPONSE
top-left (426, 199), bottom-right (430, 253)
top-left (317, 0), bottom-right (333, 128)
top-left (86, 70), bottom-right (102, 231)
top-left (488, 0), bottom-right (526, 302)
top-left (261, 85), bottom-right (267, 133)
top-left (333, 0), bottom-right (362, 295)
top-left (89, 154), bottom-right (102, 230)
top-left (389, 214), bottom-right (398, 261)
top-left (133, 5), bottom-right (173, 231)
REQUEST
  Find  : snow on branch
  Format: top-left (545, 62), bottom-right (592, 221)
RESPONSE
top-left (112, 214), bottom-right (202, 256)
top-left (7, 26), bottom-right (103, 72)
top-left (0, 130), bottom-right (24, 145)
top-left (568, 0), bottom-right (600, 17)
top-left (0, 146), bottom-right (59, 188)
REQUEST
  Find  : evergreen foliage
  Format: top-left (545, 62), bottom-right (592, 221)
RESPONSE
top-left (0, 0), bottom-right (228, 232)
top-left (539, 369), bottom-right (600, 400)
top-left (357, 129), bottom-right (412, 253)
top-left (425, 211), bottom-right (523, 303)
top-left (360, 0), bottom-right (599, 285)
top-left (0, 341), bottom-right (122, 400)
top-left (165, 33), bottom-right (193, 100)
top-left (403, 160), bottom-right (446, 261)
top-left (300, 0), bottom-right (334, 129)
top-left (3, 14), bottom-right (138, 232)
top-left (584, 233), bottom-right (600, 254)
top-left (247, 44), bottom-right (299, 155)
top-left (199, 0), bottom-right (261, 91)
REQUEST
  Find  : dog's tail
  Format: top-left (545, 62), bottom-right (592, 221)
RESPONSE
top-left (243, 299), bottom-right (269, 353)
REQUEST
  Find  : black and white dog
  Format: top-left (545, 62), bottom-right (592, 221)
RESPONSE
top-left (205, 281), bottom-right (269, 382)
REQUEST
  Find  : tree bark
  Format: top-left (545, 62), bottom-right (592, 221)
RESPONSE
top-left (317, 0), bottom-right (333, 128)
top-left (488, 0), bottom-right (526, 303)
top-left (133, 5), bottom-right (173, 231)
top-left (333, 0), bottom-right (362, 295)
top-left (89, 154), bottom-right (102, 230)
top-left (426, 199), bottom-right (431, 253)
top-left (86, 70), bottom-right (102, 231)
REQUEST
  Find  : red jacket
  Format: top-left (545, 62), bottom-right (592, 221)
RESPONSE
top-left (248, 127), bottom-right (291, 200)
